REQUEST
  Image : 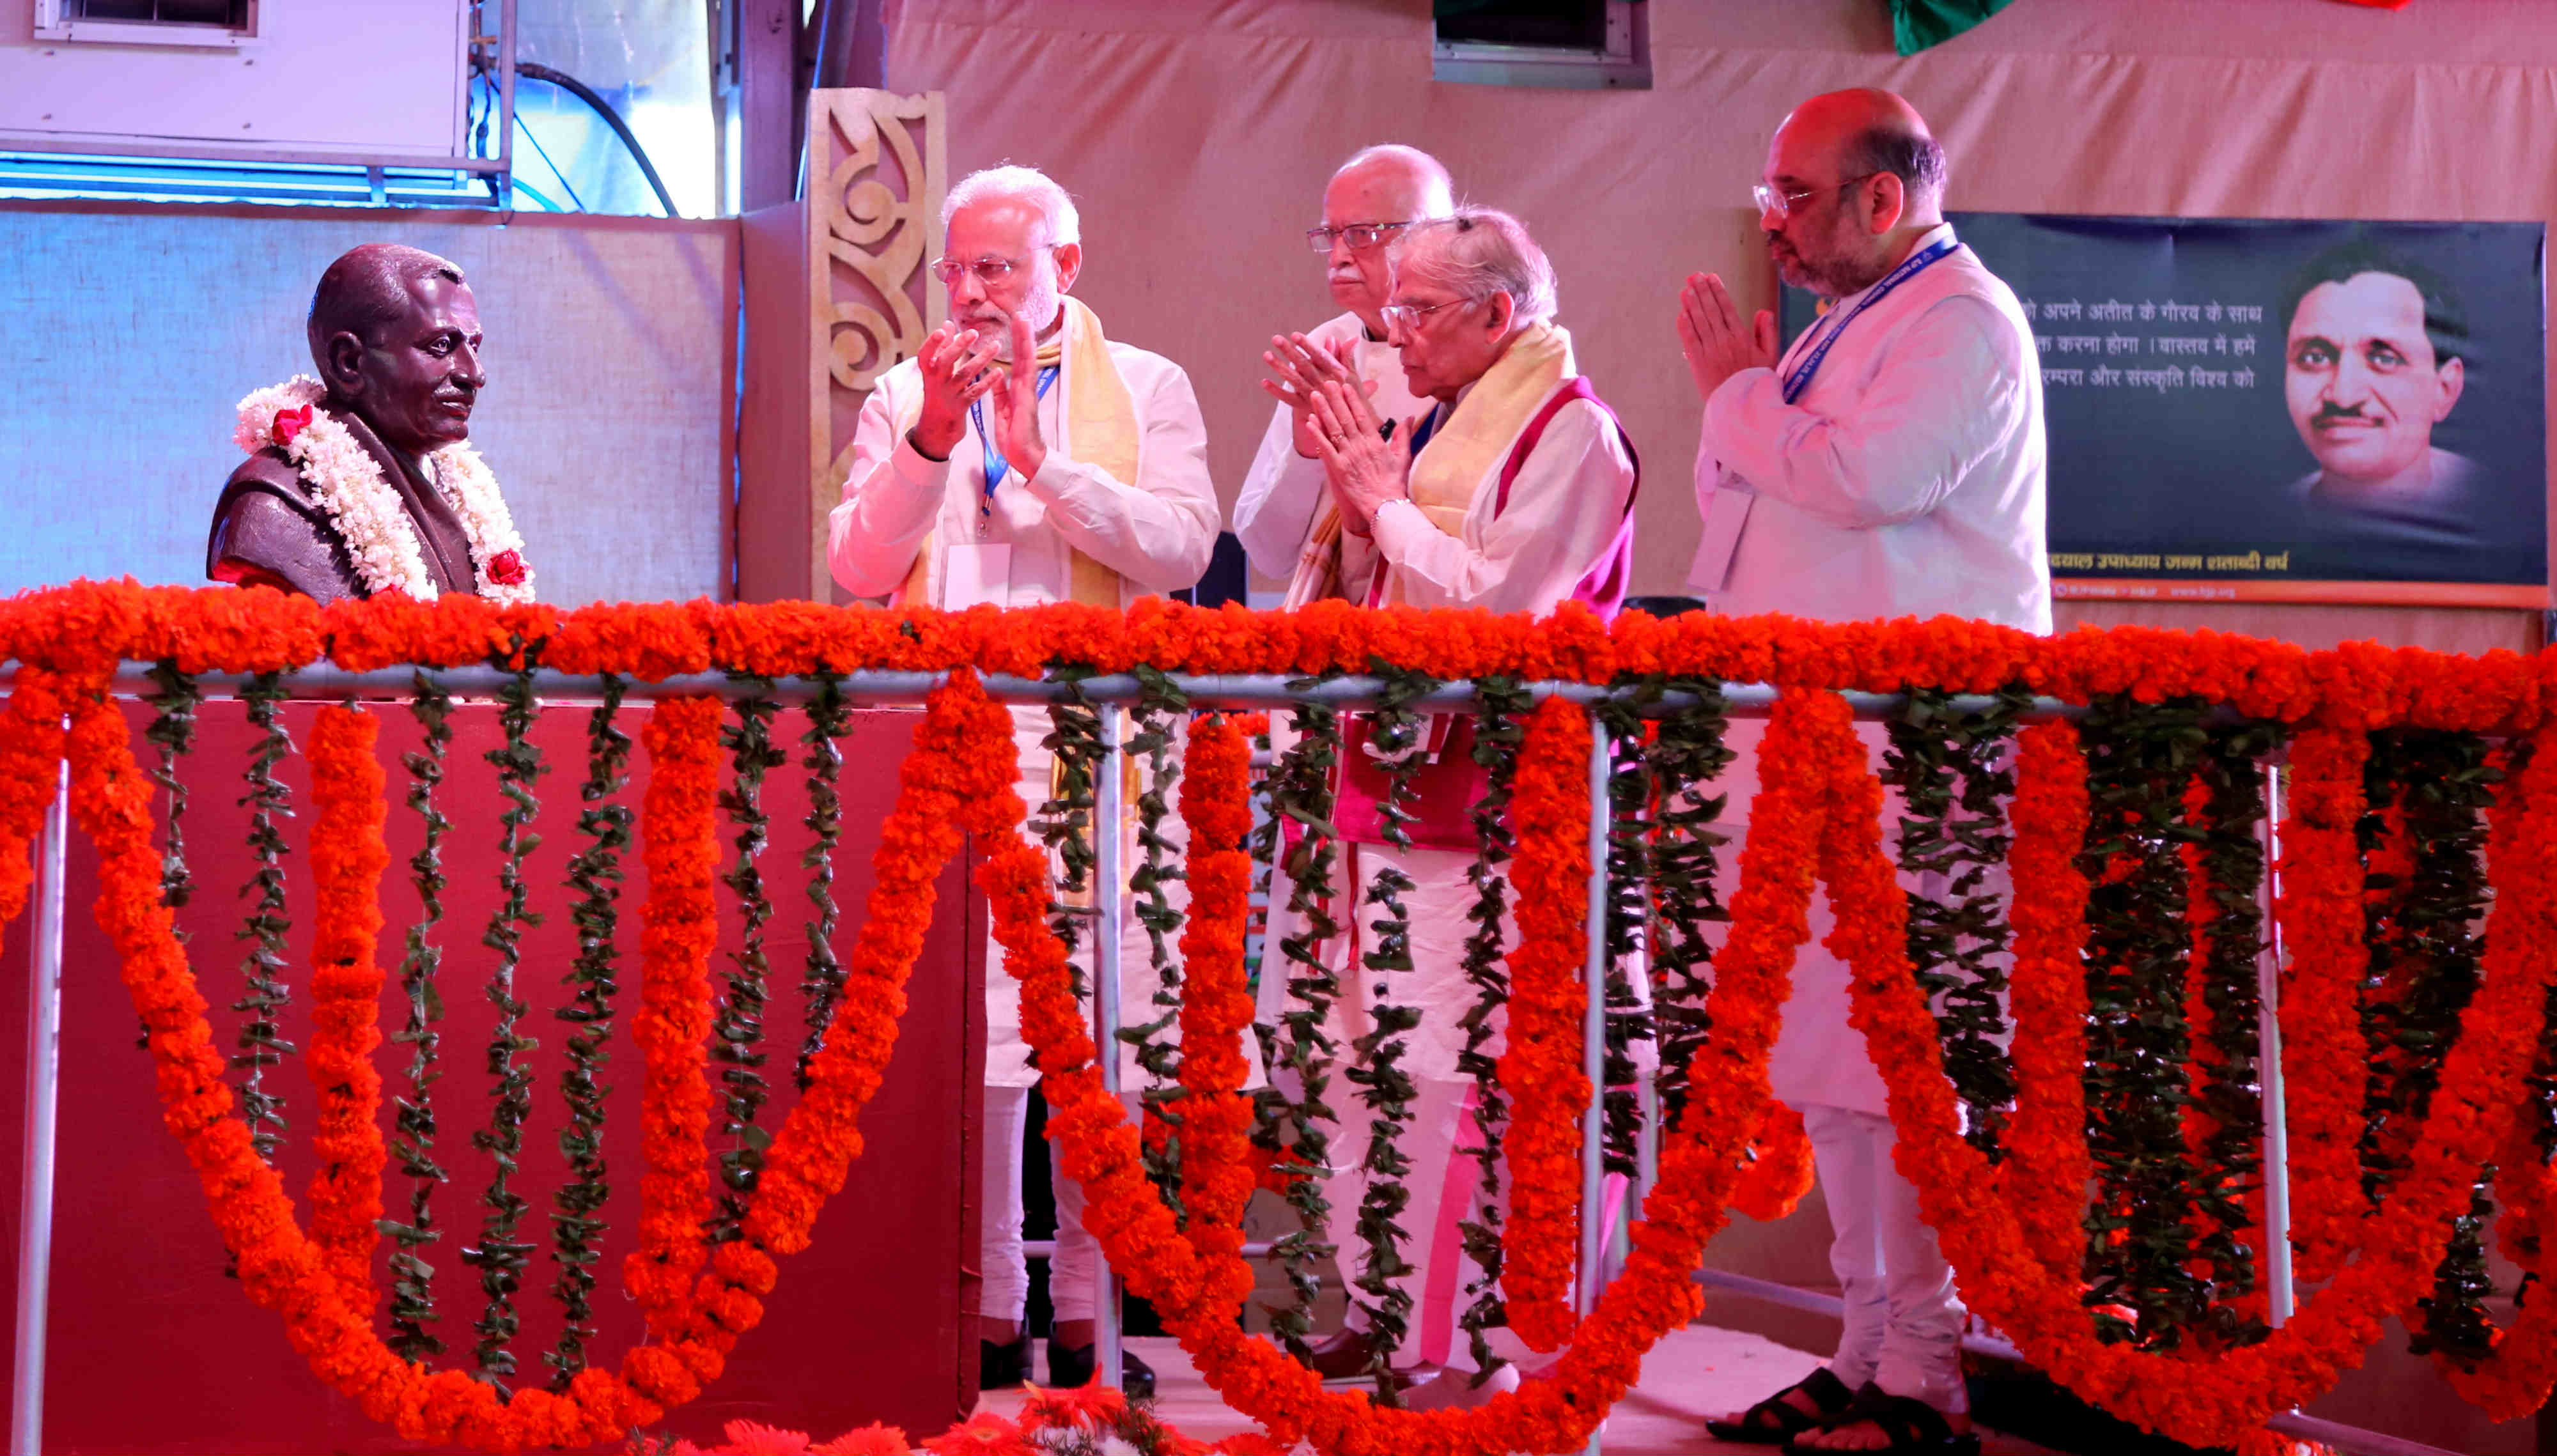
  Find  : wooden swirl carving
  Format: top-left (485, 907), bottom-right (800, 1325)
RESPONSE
top-left (804, 88), bottom-right (946, 596)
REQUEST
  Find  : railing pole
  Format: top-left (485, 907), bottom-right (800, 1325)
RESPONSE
top-left (2257, 763), bottom-right (2294, 1327)
top-left (12, 754), bottom-right (69, 1456)
top-left (1577, 718), bottom-right (1610, 1456)
top-left (1092, 704), bottom-right (1125, 1386)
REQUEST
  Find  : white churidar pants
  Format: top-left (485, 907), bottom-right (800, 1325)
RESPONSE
top-left (979, 1082), bottom-right (1131, 1325)
top-left (1803, 1103), bottom-right (1969, 1413)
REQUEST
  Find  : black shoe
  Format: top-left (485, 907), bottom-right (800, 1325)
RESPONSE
top-left (980, 1331), bottom-right (1032, 1390)
top-left (1047, 1340), bottom-right (1157, 1398)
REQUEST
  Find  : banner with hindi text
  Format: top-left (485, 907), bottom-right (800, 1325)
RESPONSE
top-left (1782, 215), bottom-right (2548, 606)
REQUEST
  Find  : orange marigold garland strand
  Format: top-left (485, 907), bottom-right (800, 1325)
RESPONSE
top-left (0, 666), bottom-right (71, 959)
top-left (627, 696), bottom-right (724, 1343)
top-left (304, 702), bottom-right (391, 1309)
top-left (1493, 695), bottom-right (1593, 1354)
top-left (1998, 721), bottom-right (2094, 1281)
top-left (1172, 712), bottom-right (1256, 1308)
top-left (2274, 727), bottom-right (2374, 1284)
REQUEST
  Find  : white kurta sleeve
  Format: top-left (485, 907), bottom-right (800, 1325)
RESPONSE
top-left (827, 376), bottom-right (950, 598)
top-left (1232, 400), bottom-right (1327, 580)
top-left (1016, 357), bottom-right (1220, 592)
top-left (1368, 399), bottom-right (1635, 608)
top-left (1701, 294), bottom-right (2025, 529)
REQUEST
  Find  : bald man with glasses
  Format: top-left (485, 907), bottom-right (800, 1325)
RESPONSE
top-left (1238, 143), bottom-right (1454, 606)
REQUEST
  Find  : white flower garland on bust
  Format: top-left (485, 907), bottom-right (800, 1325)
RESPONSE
top-left (233, 375), bottom-right (536, 605)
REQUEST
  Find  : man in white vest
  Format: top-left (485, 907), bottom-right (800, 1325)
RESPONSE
top-left (1273, 208), bottom-right (1642, 1406)
top-left (1677, 88), bottom-right (2047, 1454)
top-left (1236, 143), bottom-right (1453, 605)
top-left (830, 164), bottom-right (1219, 1397)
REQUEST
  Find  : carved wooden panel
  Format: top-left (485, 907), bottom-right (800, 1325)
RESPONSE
top-left (805, 88), bottom-right (945, 598)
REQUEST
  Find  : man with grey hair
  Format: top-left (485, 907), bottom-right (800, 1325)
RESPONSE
top-left (830, 162), bottom-right (1218, 1398)
top-left (1268, 206), bottom-right (1642, 1406)
top-left (1239, 143), bottom-right (1454, 604)
top-left (1677, 86), bottom-right (2043, 1455)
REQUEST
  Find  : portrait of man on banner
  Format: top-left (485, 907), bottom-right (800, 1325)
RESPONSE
top-left (2278, 240), bottom-right (2482, 537)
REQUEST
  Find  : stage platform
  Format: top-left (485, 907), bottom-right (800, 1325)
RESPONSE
top-left (978, 1326), bottom-right (2063, 1455)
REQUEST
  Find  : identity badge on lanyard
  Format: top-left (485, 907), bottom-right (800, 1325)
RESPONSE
top-left (1780, 236), bottom-right (1959, 405)
top-left (970, 364), bottom-right (1060, 512)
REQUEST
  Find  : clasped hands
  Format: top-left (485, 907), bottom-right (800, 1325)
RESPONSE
top-left (1675, 272), bottom-right (1780, 404)
top-left (1261, 332), bottom-right (1406, 535)
top-left (909, 312), bottom-right (1050, 481)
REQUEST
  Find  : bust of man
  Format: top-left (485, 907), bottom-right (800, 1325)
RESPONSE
top-left (208, 243), bottom-right (506, 603)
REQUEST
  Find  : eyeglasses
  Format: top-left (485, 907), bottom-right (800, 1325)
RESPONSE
top-left (1305, 221), bottom-right (1415, 252)
top-left (1378, 296), bottom-right (1475, 332)
top-left (1751, 173), bottom-right (1880, 222)
top-left (928, 245), bottom-right (1059, 286)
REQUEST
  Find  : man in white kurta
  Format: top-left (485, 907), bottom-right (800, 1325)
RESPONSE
top-left (828, 164), bottom-right (1217, 1396)
top-left (1234, 144), bottom-right (1449, 605)
top-left (1678, 89), bottom-right (2046, 1452)
top-left (1280, 208), bottom-right (1639, 1402)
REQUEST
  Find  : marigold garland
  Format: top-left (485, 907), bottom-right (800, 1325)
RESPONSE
top-left (2274, 727), bottom-right (2374, 1285)
top-left (1997, 721), bottom-right (2094, 1282)
top-left (1172, 713), bottom-right (1257, 1307)
top-left (305, 704), bottom-right (391, 1307)
top-left (12, 584), bottom-right (2557, 1451)
top-left (1493, 695), bottom-right (1594, 1353)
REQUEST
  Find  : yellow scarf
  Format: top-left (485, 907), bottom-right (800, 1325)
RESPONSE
top-left (896, 295), bottom-right (1133, 607)
top-left (1383, 321), bottom-right (1574, 603)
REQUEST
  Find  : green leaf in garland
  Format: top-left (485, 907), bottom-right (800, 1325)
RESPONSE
top-left (231, 670), bottom-right (299, 1164)
top-left (387, 670), bottom-right (455, 1363)
top-left (546, 673), bottom-right (630, 1386)
top-left (462, 662), bottom-right (548, 1388)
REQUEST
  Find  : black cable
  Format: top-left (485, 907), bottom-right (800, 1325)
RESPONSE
top-left (513, 60), bottom-right (680, 218)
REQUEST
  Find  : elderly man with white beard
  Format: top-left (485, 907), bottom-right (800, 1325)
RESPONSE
top-left (828, 163), bottom-right (1218, 1398)
top-left (1236, 143), bottom-right (1454, 605)
top-left (1263, 208), bottom-right (1643, 1406)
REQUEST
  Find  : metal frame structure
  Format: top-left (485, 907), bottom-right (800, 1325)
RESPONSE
top-left (0, 661), bottom-right (2423, 1456)
top-left (1, 0), bottom-right (515, 210)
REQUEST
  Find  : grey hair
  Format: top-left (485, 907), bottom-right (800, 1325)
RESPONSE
top-left (1387, 208), bottom-right (1557, 327)
top-left (942, 164), bottom-right (1081, 246)
top-left (1334, 143), bottom-right (1456, 216)
top-left (1845, 126), bottom-right (1947, 207)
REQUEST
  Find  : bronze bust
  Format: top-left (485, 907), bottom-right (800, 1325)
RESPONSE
top-left (209, 244), bottom-right (519, 603)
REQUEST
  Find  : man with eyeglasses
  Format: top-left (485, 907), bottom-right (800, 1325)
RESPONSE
top-left (828, 163), bottom-right (1218, 1400)
top-left (1272, 208), bottom-right (1643, 1408)
top-left (1236, 143), bottom-right (1452, 605)
top-left (1675, 89), bottom-right (2045, 1456)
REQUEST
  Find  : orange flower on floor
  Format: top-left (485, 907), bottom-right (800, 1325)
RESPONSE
top-left (1019, 1379), bottom-right (1130, 1432)
top-left (812, 1423), bottom-right (914, 1456)
top-left (918, 1413), bottom-right (1035, 1456)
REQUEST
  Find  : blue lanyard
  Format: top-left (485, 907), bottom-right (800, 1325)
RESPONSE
top-left (970, 364), bottom-right (1059, 501)
top-left (1780, 236), bottom-right (1959, 404)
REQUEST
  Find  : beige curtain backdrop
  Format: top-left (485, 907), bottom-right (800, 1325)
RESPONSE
top-left (880, 0), bottom-right (2557, 654)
